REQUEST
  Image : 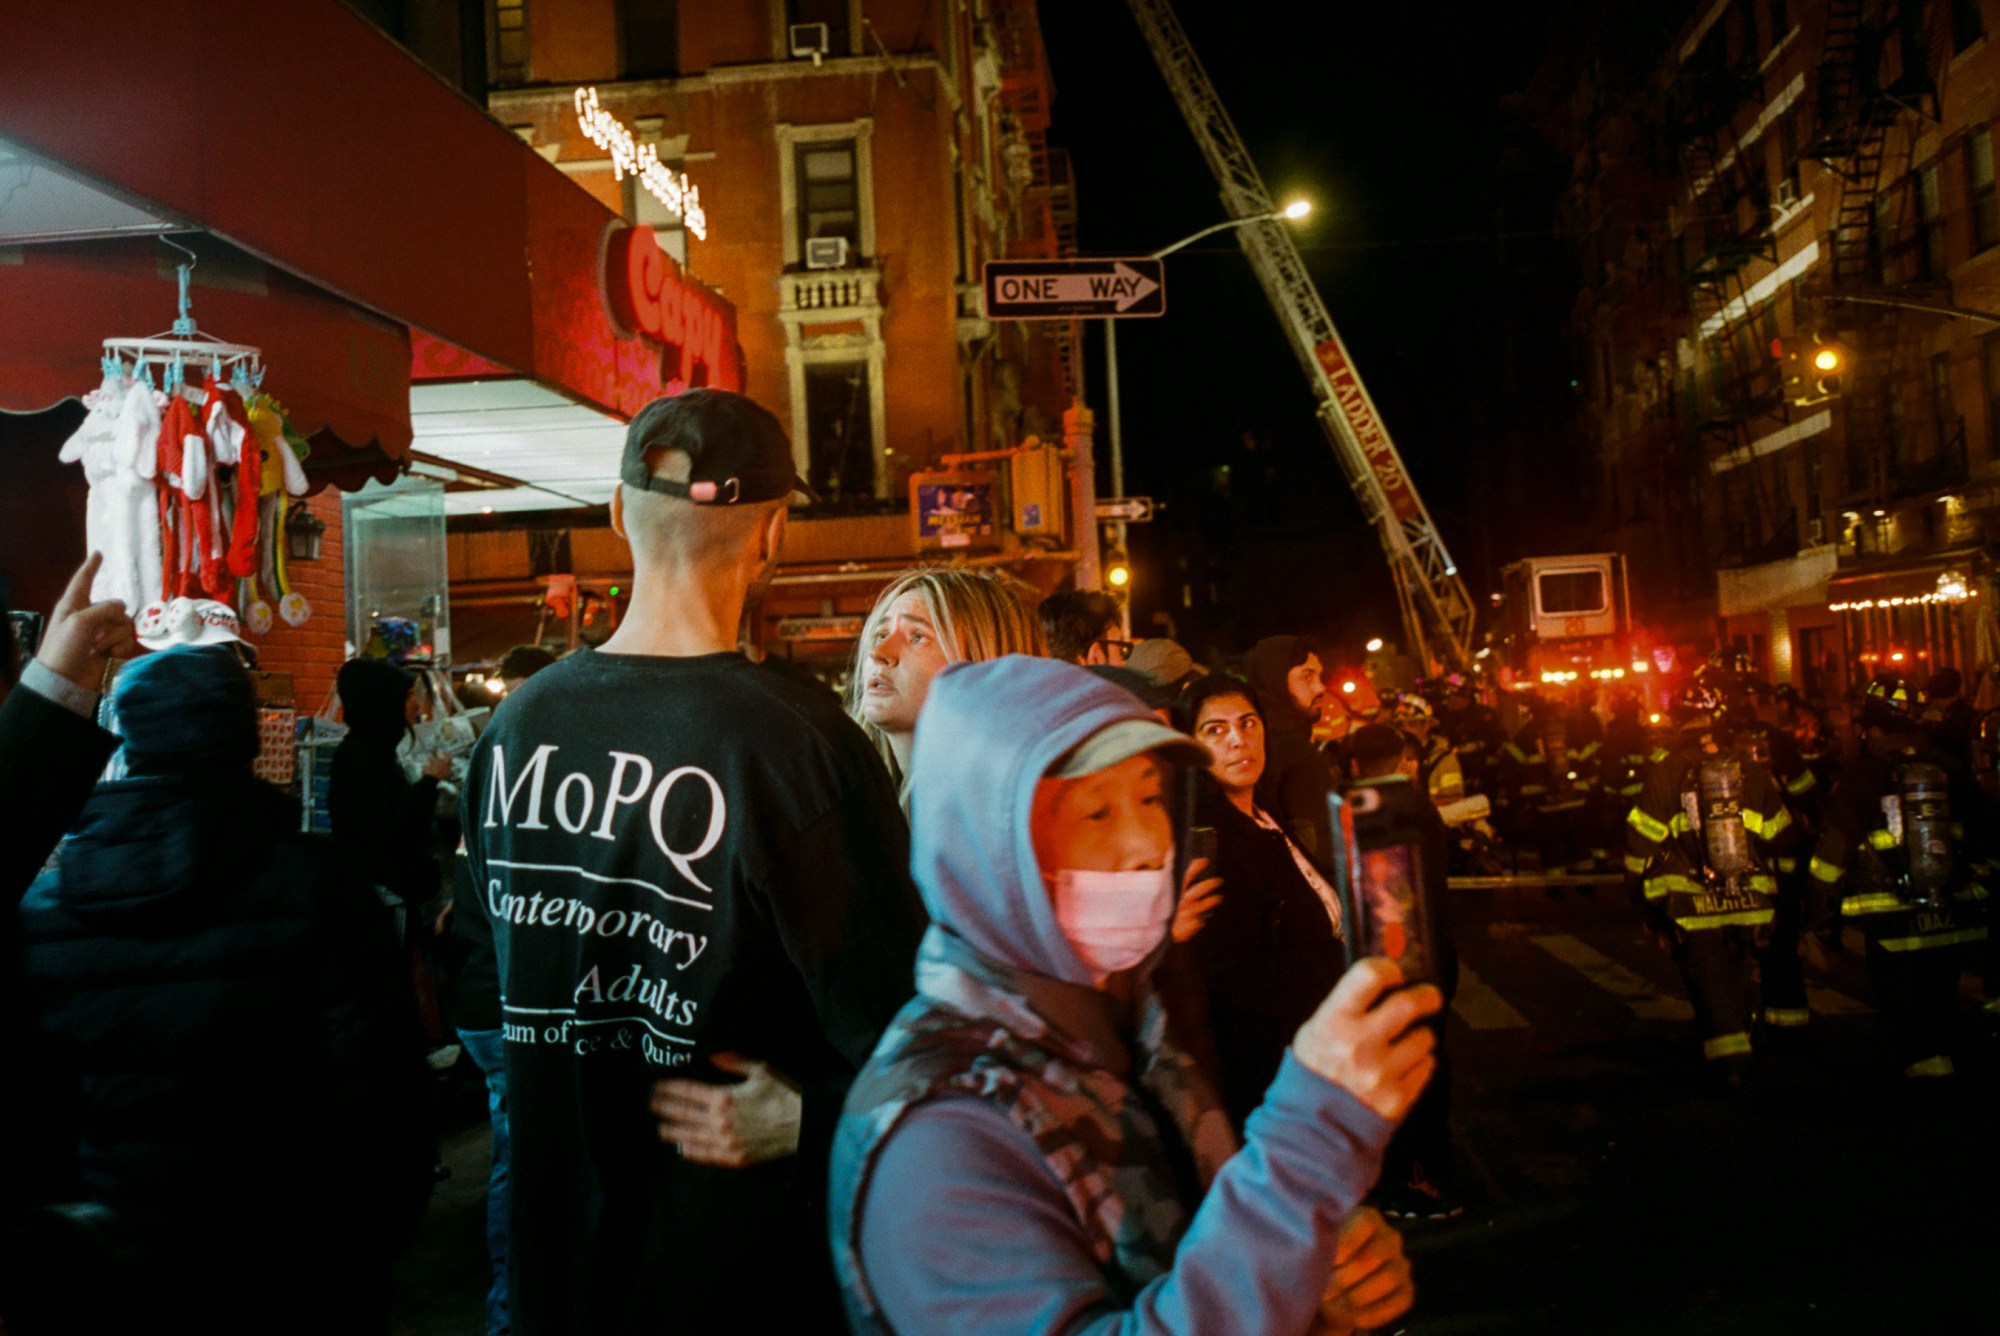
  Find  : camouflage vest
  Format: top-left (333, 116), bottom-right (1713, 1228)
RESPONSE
top-left (830, 927), bottom-right (1237, 1334)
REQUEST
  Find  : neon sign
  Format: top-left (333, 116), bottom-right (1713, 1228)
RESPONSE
top-left (574, 87), bottom-right (708, 240)
top-left (605, 225), bottom-right (740, 390)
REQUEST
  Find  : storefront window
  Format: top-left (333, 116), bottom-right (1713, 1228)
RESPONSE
top-left (345, 475), bottom-right (451, 665)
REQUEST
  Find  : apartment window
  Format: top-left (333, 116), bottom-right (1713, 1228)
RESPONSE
top-left (1968, 126), bottom-right (2000, 251)
top-left (1778, 105), bottom-right (1802, 196)
top-left (618, 0), bottom-right (678, 77)
top-left (1766, 0), bottom-right (1789, 48)
top-left (1872, 189), bottom-right (1895, 284)
top-left (1953, 0), bottom-right (1985, 54)
top-left (796, 140), bottom-right (860, 253)
top-left (1983, 333), bottom-right (2000, 461)
top-left (492, 0), bottom-right (528, 80)
top-left (1931, 352), bottom-right (1955, 465)
top-left (787, 0), bottom-right (851, 56)
top-left (1918, 161), bottom-right (1945, 280)
top-left (803, 360), bottom-right (873, 499)
top-left (625, 176), bottom-right (687, 267)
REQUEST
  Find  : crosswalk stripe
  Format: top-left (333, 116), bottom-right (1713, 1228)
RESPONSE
top-left (1528, 933), bottom-right (1694, 1022)
top-left (1452, 964), bottom-right (1530, 1030)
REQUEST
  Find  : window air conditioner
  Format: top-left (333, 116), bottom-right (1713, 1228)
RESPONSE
top-left (1774, 179), bottom-right (1799, 209)
top-left (805, 236), bottom-right (851, 270)
top-left (790, 23), bottom-right (830, 63)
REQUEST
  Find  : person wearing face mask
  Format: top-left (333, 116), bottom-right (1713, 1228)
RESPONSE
top-left (831, 656), bottom-right (1439, 1335)
top-left (846, 567), bottom-right (1046, 796)
top-left (1170, 675), bottom-right (1346, 1132)
top-left (461, 391), bottom-right (927, 1335)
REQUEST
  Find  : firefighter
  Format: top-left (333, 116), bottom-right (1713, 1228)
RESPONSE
top-left (1505, 700), bottom-right (1599, 875)
top-left (1440, 682), bottom-right (1504, 799)
top-left (1606, 693), bottom-right (1665, 879)
top-left (1388, 690), bottom-right (1463, 805)
top-left (1626, 678), bottom-right (1797, 1077)
top-left (1729, 716), bottom-right (1815, 1035)
top-left (1809, 677), bottom-right (1996, 1079)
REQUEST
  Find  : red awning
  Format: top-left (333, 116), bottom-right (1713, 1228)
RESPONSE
top-left (0, 239), bottom-right (409, 490)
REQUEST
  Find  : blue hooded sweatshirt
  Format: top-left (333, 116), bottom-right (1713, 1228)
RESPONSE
top-left (830, 656), bottom-right (1394, 1335)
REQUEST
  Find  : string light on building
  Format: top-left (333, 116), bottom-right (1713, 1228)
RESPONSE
top-left (1828, 587), bottom-right (1978, 612)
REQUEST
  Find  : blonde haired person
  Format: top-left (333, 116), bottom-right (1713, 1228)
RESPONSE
top-left (847, 567), bottom-right (1046, 790)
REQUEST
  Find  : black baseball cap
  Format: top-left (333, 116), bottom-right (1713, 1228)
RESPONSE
top-left (619, 388), bottom-right (817, 504)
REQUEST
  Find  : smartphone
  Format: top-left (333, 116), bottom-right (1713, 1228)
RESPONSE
top-left (1186, 825), bottom-right (1219, 869)
top-left (8, 609), bottom-right (44, 662)
top-left (1329, 784), bottom-right (1437, 986)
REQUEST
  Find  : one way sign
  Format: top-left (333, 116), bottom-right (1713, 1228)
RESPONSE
top-left (982, 258), bottom-right (1166, 320)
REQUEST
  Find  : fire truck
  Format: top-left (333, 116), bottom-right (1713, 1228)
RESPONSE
top-left (1497, 553), bottom-right (1649, 692)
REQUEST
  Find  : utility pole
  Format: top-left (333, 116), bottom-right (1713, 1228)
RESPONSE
top-left (1065, 400), bottom-right (1102, 591)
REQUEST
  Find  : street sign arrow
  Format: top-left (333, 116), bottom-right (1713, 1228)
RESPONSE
top-left (982, 258), bottom-right (1167, 320)
top-left (1094, 496), bottom-right (1155, 523)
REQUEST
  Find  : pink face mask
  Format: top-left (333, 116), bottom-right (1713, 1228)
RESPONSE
top-left (1051, 867), bottom-right (1176, 976)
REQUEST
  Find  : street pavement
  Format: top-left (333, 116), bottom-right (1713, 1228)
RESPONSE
top-left (388, 882), bottom-right (2000, 1334)
top-left (1405, 883), bottom-right (1998, 1334)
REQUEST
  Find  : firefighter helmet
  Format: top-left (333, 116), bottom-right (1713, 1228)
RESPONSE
top-left (1860, 673), bottom-right (1919, 731)
top-left (1671, 677), bottom-right (1725, 724)
top-left (1707, 646), bottom-right (1755, 676)
top-left (1386, 691), bottom-right (1435, 725)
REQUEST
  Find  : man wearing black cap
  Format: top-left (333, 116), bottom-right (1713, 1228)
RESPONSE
top-left (460, 389), bottom-right (925, 1334)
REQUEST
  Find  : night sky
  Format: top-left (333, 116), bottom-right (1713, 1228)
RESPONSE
top-left (1040, 2), bottom-right (1592, 670)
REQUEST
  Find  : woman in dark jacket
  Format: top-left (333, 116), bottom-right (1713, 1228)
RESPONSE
top-left (330, 657), bottom-right (451, 907)
top-left (1172, 674), bottom-right (1347, 1132)
top-left (10, 646), bottom-right (432, 1334)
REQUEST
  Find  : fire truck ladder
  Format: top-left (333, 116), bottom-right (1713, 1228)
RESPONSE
top-left (1123, 0), bottom-right (1476, 673)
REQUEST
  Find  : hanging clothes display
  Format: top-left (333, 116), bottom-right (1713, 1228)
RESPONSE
top-left (61, 244), bottom-right (314, 642)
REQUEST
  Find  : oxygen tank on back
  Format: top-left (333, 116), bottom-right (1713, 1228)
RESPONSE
top-left (1901, 762), bottom-right (1953, 907)
top-left (1698, 756), bottom-right (1754, 886)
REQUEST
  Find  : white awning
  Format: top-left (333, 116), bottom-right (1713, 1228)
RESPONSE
top-left (409, 380), bottom-right (627, 516)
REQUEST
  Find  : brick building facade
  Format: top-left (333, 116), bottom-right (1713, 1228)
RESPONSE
top-left (1561, 0), bottom-right (2000, 699)
top-left (450, 0), bottom-right (1081, 674)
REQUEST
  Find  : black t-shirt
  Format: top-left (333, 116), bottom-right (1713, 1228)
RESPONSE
top-left (461, 649), bottom-right (924, 1335)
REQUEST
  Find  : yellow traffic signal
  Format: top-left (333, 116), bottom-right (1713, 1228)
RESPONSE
top-left (1811, 346), bottom-right (1842, 374)
top-left (1105, 550), bottom-right (1132, 590)
top-left (1777, 335), bottom-right (1850, 404)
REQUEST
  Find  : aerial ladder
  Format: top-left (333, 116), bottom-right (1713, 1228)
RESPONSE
top-left (1124, 0), bottom-right (1478, 673)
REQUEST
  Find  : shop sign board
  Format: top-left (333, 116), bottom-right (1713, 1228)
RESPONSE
top-left (574, 88), bottom-right (708, 239)
top-left (911, 469), bottom-right (999, 551)
top-left (777, 615), bottom-right (866, 643)
top-left (605, 225), bottom-right (736, 388)
top-left (982, 259), bottom-right (1165, 319)
top-left (1313, 335), bottom-right (1423, 526)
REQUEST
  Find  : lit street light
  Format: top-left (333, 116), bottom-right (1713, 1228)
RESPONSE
top-left (1102, 199), bottom-right (1314, 621)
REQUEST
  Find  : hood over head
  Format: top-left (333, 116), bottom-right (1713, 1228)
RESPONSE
top-left (909, 655), bottom-right (1206, 988)
top-left (1244, 634), bottom-right (1318, 737)
top-left (113, 645), bottom-right (258, 774)
top-left (337, 657), bottom-right (415, 737)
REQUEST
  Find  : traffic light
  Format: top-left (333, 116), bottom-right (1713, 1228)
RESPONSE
top-left (1105, 550), bottom-right (1133, 592)
top-left (1776, 334), bottom-right (1851, 405)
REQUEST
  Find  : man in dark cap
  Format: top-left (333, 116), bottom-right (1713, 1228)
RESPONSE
top-left (9, 646), bottom-right (431, 1334)
top-left (461, 389), bottom-right (925, 1334)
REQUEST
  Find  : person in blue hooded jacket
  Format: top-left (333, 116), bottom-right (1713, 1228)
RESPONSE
top-left (831, 656), bottom-right (1439, 1335)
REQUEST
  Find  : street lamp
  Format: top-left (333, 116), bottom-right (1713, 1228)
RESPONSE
top-left (1102, 199), bottom-right (1313, 619)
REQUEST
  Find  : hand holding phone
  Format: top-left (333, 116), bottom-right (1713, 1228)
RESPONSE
top-left (1328, 785), bottom-right (1438, 988)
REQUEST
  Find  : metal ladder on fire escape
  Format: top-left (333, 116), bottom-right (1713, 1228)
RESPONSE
top-left (1806, 0), bottom-right (1937, 508)
top-left (1678, 39), bottom-right (1786, 559)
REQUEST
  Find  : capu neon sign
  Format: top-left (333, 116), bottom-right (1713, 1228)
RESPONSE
top-left (574, 86), bottom-right (708, 240)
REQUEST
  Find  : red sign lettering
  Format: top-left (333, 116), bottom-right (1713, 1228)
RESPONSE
top-left (606, 225), bottom-right (736, 389)
top-left (1314, 337), bottom-right (1423, 526)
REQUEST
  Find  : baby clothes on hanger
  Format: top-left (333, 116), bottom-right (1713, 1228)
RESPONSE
top-left (106, 375), bottom-right (165, 611)
top-left (206, 383), bottom-right (261, 580)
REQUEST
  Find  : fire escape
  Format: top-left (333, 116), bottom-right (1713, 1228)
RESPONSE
top-left (988, 1), bottom-right (1081, 394)
top-left (1673, 20), bottom-right (1786, 565)
top-left (1804, 0), bottom-right (1940, 513)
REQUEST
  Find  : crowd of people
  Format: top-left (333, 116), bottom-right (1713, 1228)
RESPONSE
top-left (3, 386), bottom-right (1993, 1332)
